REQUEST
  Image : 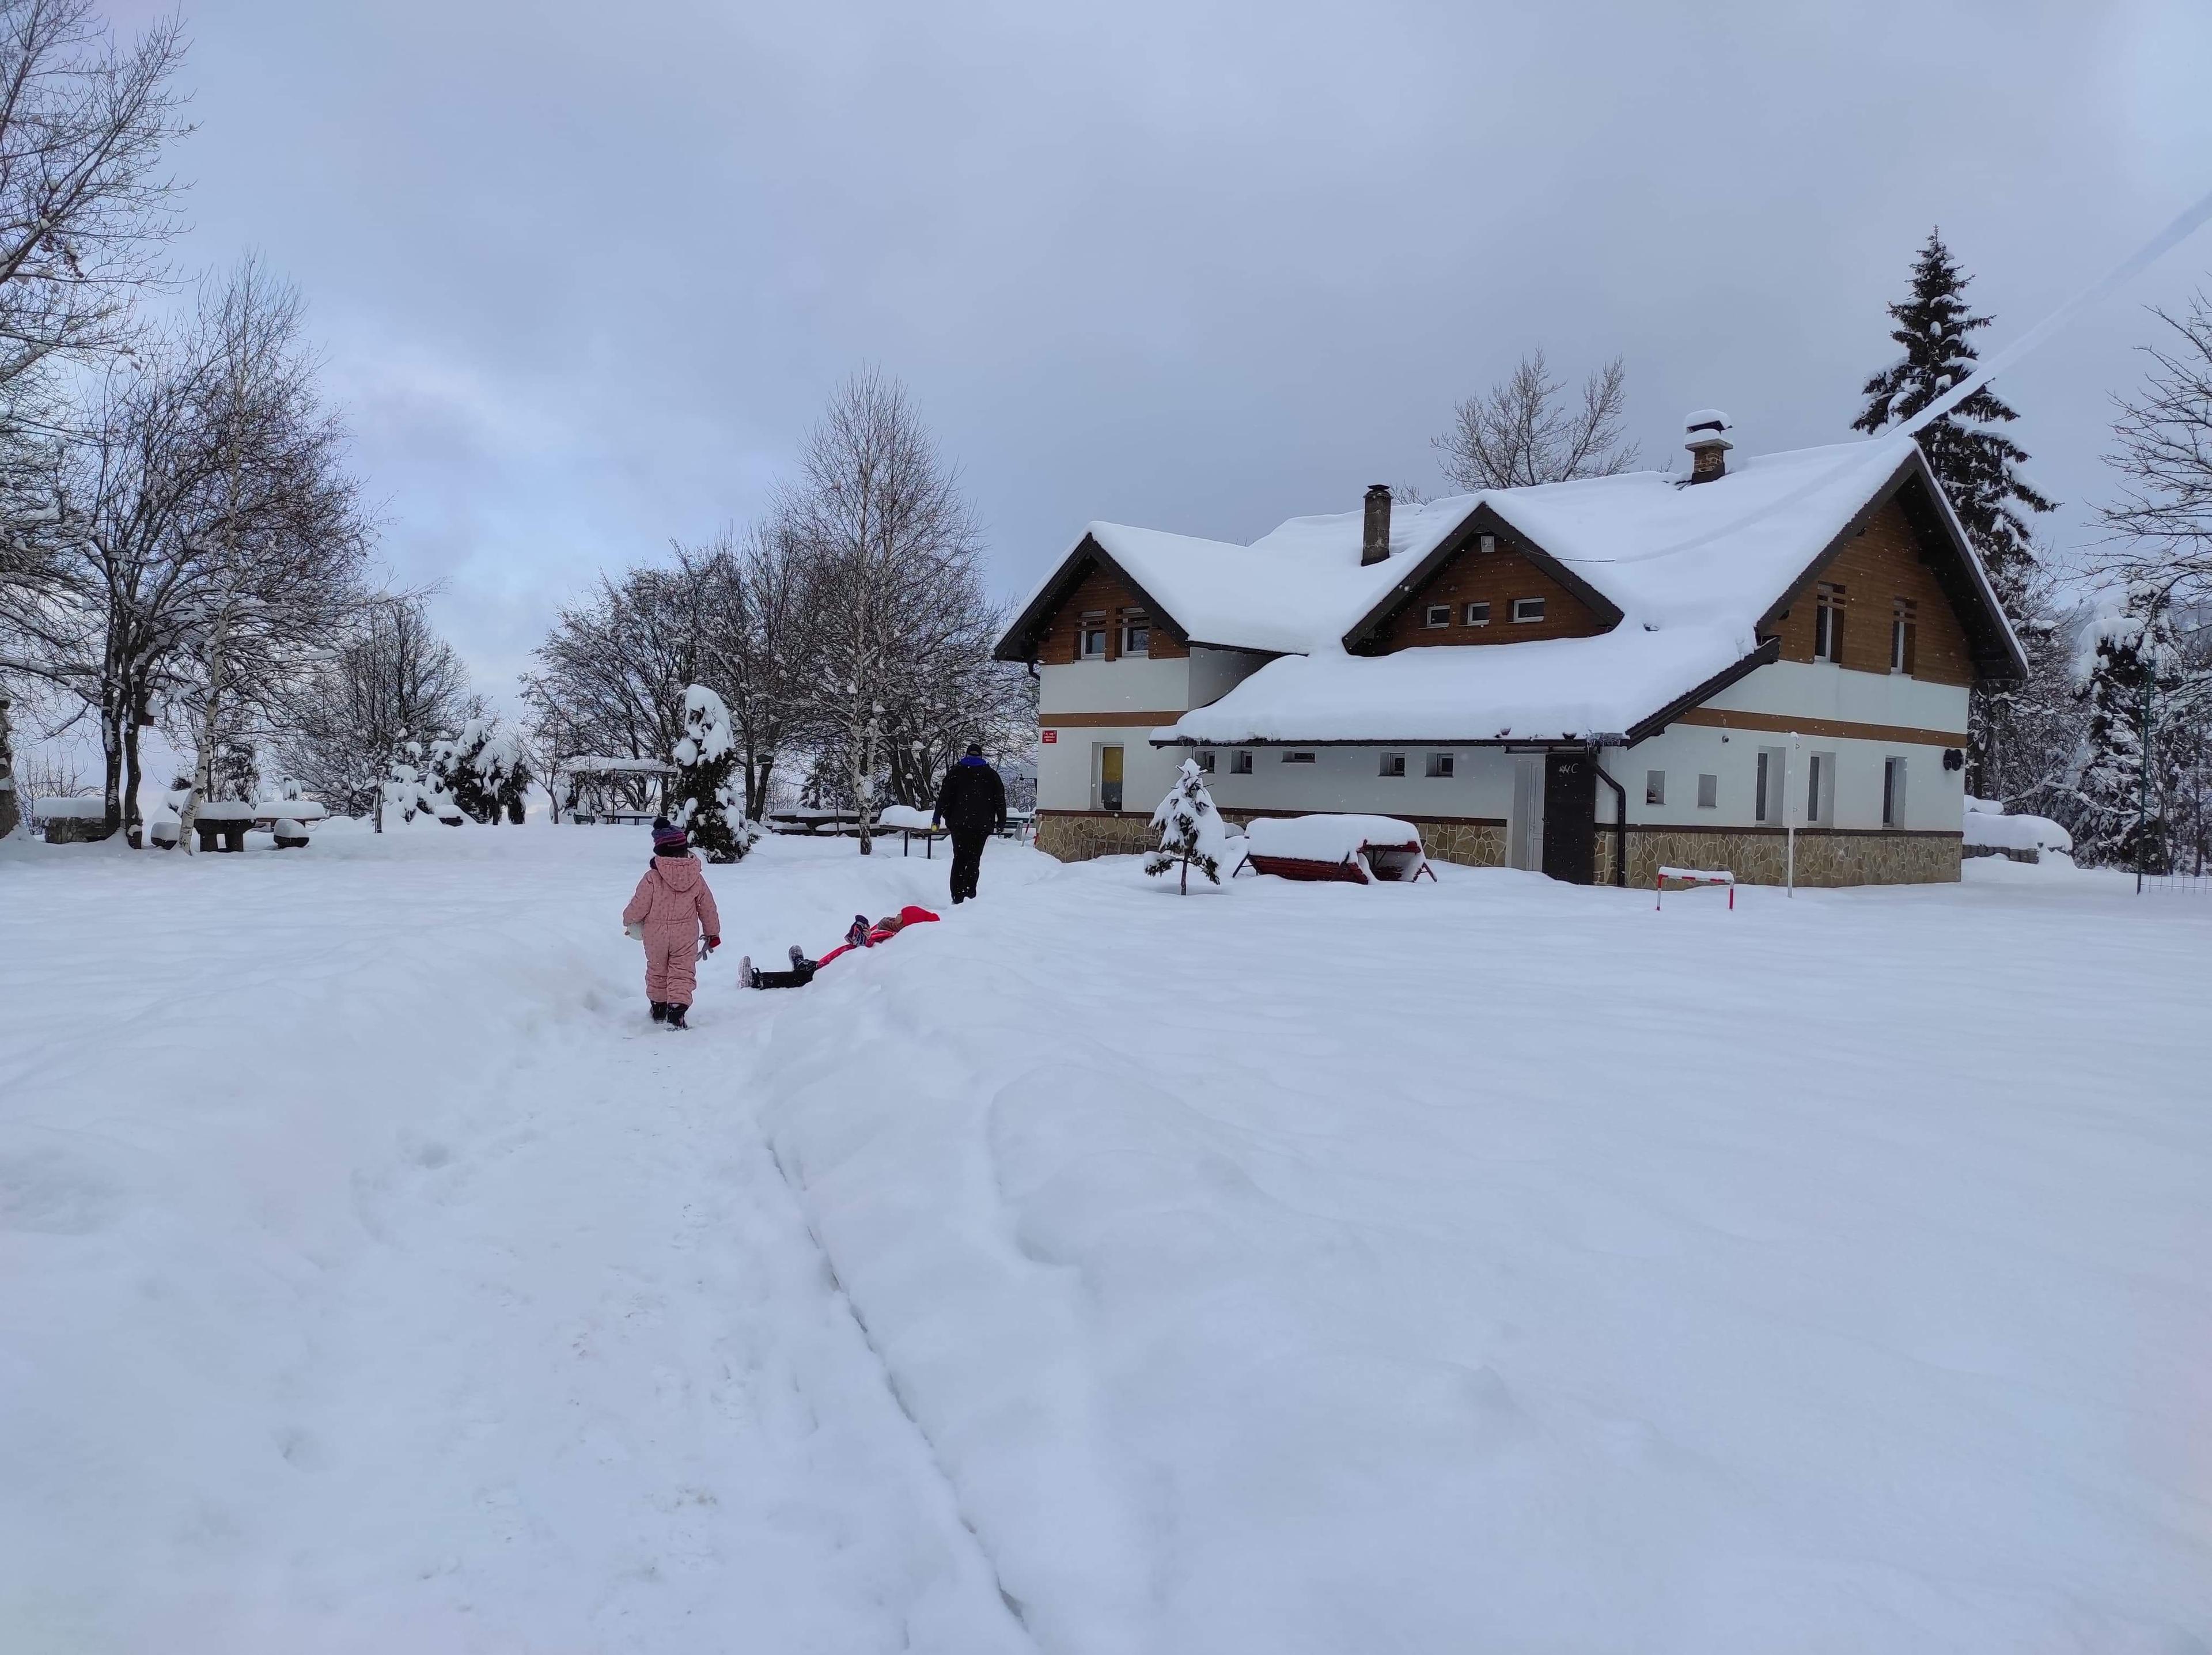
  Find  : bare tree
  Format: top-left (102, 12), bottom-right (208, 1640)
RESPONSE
top-left (1433, 349), bottom-right (1640, 491)
top-left (2099, 292), bottom-right (2212, 608)
top-left (168, 259), bottom-right (371, 853)
top-left (278, 594), bottom-right (475, 825)
top-left (675, 518), bottom-right (809, 820)
top-left (784, 368), bottom-right (986, 854)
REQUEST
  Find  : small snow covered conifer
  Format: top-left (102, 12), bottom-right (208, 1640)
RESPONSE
top-left (672, 685), bottom-right (754, 862)
top-left (1146, 758), bottom-right (1228, 893)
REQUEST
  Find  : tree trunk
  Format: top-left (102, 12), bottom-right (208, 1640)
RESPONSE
top-left (122, 709), bottom-right (145, 848)
top-left (180, 608), bottom-right (232, 856)
top-left (100, 684), bottom-right (126, 838)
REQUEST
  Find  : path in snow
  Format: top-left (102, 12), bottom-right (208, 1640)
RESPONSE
top-left (0, 823), bottom-right (1034, 1654)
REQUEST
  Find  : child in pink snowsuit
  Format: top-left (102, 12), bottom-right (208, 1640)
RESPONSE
top-left (622, 820), bottom-right (722, 1027)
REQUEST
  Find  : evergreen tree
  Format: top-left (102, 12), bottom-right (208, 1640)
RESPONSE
top-left (1145, 758), bottom-right (1228, 894)
top-left (672, 684), bottom-right (752, 862)
top-left (2070, 585), bottom-right (2185, 872)
top-left (1855, 231), bottom-right (2057, 794)
top-left (213, 738), bottom-right (259, 804)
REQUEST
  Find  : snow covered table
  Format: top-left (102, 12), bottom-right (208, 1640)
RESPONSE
top-left (876, 804), bottom-right (948, 857)
top-left (1234, 814), bottom-right (1434, 885)
top-left (1962, 798), bottom-right (2071, 865)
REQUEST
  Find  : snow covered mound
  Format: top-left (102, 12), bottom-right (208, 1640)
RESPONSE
top-left (1963, 795), bottom-right (2072, 859)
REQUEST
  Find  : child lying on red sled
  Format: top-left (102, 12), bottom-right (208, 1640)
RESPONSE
top-left (738, 904), bottom-right (940, 989)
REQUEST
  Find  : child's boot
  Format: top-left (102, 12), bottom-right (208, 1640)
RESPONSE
top-left (650, 1001), bottom-right (668, 1023)
top-left (666, 1002), bottom-right (688, 1029)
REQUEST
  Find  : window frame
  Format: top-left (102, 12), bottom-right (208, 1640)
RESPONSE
top-left (1510, 596), bottom-right (1547, 624)
top-left (1696, 772), bottom-right (1718, 810)
top-left (1378, 751), bottom-right (1406, 778)
top-left (1890, 597), bottom-right (1917, 675)
top-left (1813, 582), bottom-right (1846, 664)
top-left (1193, 749), bottom-right (1215, 773)
top-left (1078, 611), bottom-right (1109, 660)
top-left (1120, 611), bottom-right (1151, 657)
top-left (1883, 756), bottom-right (1907, 827)
top-left (1463, 601), bottom-right (1491, 627)
top-left (1230, 750), bottom-right (1253, 775)
top-left (1423, 603), bottom-right (1452, 629)
top-left (1425, 752), bottom-right (1455, 779)
top-left (1645, 769), bottom-right (1665, 807)
top-left (1282, 751), bottom-right (1316, 765)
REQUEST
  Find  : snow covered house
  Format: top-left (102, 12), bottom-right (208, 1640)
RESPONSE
top-left (994, 419), bottom-right (2027, 886)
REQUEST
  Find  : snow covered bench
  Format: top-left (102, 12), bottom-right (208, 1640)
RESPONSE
top-left (876, 804), bottom-right (948, 857)
top-left (1962, 798), bottom-right (2071, 865)
top-left (190, 799), bottom-right (329, 852)
top-left (30, 796), bottom-right (111, 844)
top-left (1233, 815), bottom-right (1434, 885)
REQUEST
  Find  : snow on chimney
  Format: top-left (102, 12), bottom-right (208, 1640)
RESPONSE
top-left (1684, 410), bottom-right (1733, 483)
top-left (1361, 484), bottom-right (1392, 566)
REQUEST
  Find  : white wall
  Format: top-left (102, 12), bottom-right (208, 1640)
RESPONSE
top-left (1191, 744), bottom-right (1518, 821)
top-left (1188, 646), bottom-right (1274, 710)
top-left (1706, 660), bottom-right (1968, 737)
top-left (1616, 722), bottom-right (1963, 833)
top-left (1037, 657), bottom-right (1190, 717)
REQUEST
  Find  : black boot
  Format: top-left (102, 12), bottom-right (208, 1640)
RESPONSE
top-left (665, 1002), bottom-right (688, 1029)
top-left (650, 1001), bottom-right (668, 1023)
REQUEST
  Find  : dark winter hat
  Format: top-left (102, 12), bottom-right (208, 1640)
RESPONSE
top-left (652, 823), bottom-right (688, 851)
top-left (965, 742), bottom-right (983, 756)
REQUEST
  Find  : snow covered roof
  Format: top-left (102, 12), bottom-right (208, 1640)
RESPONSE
top-left (999, 433), bottom-right (2026, 747)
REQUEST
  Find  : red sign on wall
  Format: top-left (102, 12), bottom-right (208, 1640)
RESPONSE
top-left (1041, 729), bottom-right (1058, 744)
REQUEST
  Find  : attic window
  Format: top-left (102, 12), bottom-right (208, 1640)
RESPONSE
top-left (1478, 533), bottom-right (1497, 554)
top-left (1121, 612), bottom-right (1151, 657)
top-left (1891, 599), bottom-right (1917, 674)
top-left (1464, 601), bottom-right (1491, 626)
top-left (1423, 604), bottom-right (1451, 628)
top-left (1813, 584), bottom-right (1845, 663)
top-left (1511, 597), bottom-right (1546, 624)
top-left (1079, 612), bottom-right (1108, 659)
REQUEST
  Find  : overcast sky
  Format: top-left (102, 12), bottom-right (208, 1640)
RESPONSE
top-left (109, 0), bottom-right (2212, 705)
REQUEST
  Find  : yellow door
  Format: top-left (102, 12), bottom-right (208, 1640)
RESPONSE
top-left (1100, 745), bottom-right (1124, 813)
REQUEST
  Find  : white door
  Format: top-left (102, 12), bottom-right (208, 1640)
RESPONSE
top-left (1510, 755), bottom-right (1544, 870)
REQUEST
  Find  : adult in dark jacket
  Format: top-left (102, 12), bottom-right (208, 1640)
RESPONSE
top-left (933, 744), bottom-right (1006, 904)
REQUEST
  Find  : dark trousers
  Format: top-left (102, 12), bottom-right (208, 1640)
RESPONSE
top-left (949, 828), bottom-right (988, 900)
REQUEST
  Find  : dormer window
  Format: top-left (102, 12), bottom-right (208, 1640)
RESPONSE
top-left (1511, 597), bottom-right (1546, 624)
top-left (1423, 604), bottom-right (1451, 628)
top-left (1120, 611), bottom-right (1151, 657)
top-left (1464, 601), bottom-right (1491, 626)
top-left (1079, 612), bottom-right (1108, 659)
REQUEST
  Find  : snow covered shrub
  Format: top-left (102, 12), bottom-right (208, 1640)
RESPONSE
top-left (1146, 757), bottom-right (1229, 893)
top-left (383, 743), bottom-right (463, 827)
top-left (2071, 585), bottom-right (2186, 870)
top-left (426, 719), bottom-right (532, 825)
top-left (671, 686), bottom-right (754, 862)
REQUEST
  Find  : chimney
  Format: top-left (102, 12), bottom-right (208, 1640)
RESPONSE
top-left (1684, 410), bottom-right (1733, 483)
top-left (1361, 483), bottom-right (1392, 566)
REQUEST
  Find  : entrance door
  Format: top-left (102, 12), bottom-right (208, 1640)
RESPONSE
top-left (1510, 755), bottom-right (1545, 870)
top-left (1541, 751), bottom-right (1597, 884)
top-left (1099, 744), bottom-right (1124, 813)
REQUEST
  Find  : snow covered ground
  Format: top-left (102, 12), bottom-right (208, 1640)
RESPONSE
top-left (3, 823), bottom-right (2208, 1653)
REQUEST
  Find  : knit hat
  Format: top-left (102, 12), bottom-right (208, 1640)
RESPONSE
top-left (652, 822), bottom-right (688, 851)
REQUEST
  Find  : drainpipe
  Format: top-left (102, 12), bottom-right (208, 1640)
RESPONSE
top-left (1590, 741), bottom-right (1628, 888)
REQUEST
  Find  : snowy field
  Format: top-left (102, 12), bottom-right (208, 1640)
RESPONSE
top-left (3, 822), bottom-right (2209, 1654)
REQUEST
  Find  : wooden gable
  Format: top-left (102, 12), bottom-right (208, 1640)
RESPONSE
top-left (1346, 504), bottom-right (1621, 655)
top-left (1029, 555), bottom-right (1187, 664)
top-left (1380, 537), bottom-right (1613, 650)
top-left (1761, 484), bottom-right (1980, 687)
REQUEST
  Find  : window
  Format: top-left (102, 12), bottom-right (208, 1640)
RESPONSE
top-left (1697, 772), bottom-right (1718, 809)
top-left (1194, 749), bottom-right (1215, 773)
top-left (1813, 583), bottom-right (1845, 663)
top-left (1477, 532), bottom-right (1497, 555)
top-left (1231, 751), bottom-right (1253, 775)
top-left (1423, 604), bottom-right (1451, 628)
top-left (1098, 744), bottom-right (1124, 813)
top-left (1891, 599), bottom-right (1917, 674)
top-left (1805, 752), bottom-right (1835, 824)
top-left (1645, 770), bottom-right (1665, 806)
top-left (1755, 747), bottom-right (1786, 823)
top-left (1425, 752), bottom-right (1455, 778)
top-left (1379, 752), bottom-right (1406, 778)
top-left (1079, 612), bottom-right (1108, 659)
top-left (1282, 751), bottom-right (1316, 764)
top-left (1120, 612), bottom-right (1150, 657)
top-left (1463, 601), bottom-right (1491, 626)
top-left (1883, 756), bottom-right (1908, 827)
top-left (1511, 596), bottom-right (1546, 624)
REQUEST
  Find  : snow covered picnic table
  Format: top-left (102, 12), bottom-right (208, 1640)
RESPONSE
top-left (875, 804), bottom-right (949, 855)
top-left (1234, 813), bottom-right (1434, 884)
top-left (1656, 865), bottom-right (1735, 909)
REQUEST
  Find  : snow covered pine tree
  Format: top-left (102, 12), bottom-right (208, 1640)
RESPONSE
top-left (427, 719), bottom-right (532, 825)
top-left (2072, 585), bottom-right (2192, 872)
top-left (672, 685), bottom-right (754, 863)
top-left (1854, 230), bottom-right (2056, 794)
top-left (1146, 757), bottom-right (1229, 893)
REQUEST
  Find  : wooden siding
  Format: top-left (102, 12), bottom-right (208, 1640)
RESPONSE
top-left (1381, 539), bottom-right (1611, 650)
top-left (1766, 496), bottom-right (1974, 686)
top-left (1034, 562), bottom-right (1187, 664)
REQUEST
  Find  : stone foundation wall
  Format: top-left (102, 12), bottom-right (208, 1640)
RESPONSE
top-left (43, 816), bottom-right (116, 845)
top-left (1034, 811), bottom-right (1156, 862)
top-left (1411, 820), bottom-right (1507, 870)
top-left (1597, 828), bottom-right (1961, 888)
